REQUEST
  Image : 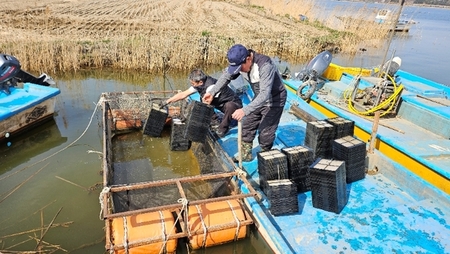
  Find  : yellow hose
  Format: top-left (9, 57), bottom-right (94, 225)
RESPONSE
top-left (344, 73), bottom-right (404, 117)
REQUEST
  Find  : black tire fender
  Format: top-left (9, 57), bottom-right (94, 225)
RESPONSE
top-left (296, 80), bottom-right (317, 100)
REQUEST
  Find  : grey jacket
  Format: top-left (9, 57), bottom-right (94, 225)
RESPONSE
top-left (209, 51), bottom-right (287, 115)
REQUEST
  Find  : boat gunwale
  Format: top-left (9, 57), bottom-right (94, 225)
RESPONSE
top-left (283, 71), bottom-right (450, 195)
top-left (0, 83), bottom-right (60, 121)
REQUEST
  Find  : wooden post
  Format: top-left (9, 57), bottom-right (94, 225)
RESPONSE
top-left (238, 121), bottom-right (242, 169)
top-left (368, 111), bottom-right (381, 154)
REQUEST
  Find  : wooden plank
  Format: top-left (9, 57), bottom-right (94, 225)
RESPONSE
top-left (289, 104), bottom-right (318, 123)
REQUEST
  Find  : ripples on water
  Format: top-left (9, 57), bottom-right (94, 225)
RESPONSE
top-left (315, 0), bottom-right (450, 86)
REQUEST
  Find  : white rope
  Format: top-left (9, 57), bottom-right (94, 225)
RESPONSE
top-left (98, 186), bottom-right (110, 220)
top-left (158, 211), bottom-right (167, 254)
top-left (158, 198), bottom-right (189, 254)
top-left (237, 168), bottom-right (247, 177)
top-left (176, 198), bottom-right (188, 208)
top-left (182, 198), bottom-right (191, 237)
top-left (277, 164), bottom-right (280, 180)
top-left (227, 201), bottom-right (241, 241)
top-left (123, 216), bottom-right (129, 254)
top-left (195, 205), bottom-right (208, 248)
top-left (87, 150), bottom-right (103, 155)
top-left (0, 97), bottom-right (104, 182)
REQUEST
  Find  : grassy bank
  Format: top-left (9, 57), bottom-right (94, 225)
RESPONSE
top-left (1, 0), bottom-right (392, 75)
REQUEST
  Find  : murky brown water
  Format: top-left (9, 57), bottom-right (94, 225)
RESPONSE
top-left (0, 68), bottom-right (272, 253)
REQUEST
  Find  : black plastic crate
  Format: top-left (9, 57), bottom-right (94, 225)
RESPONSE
top-left (266, 179), bottom-right (299, 215)
top-left (143, 103), bottom-right (168, 137)
top-left (170, 118), bottom-right (191, 151)
top-left (332, 136), bottom-right (367, 183)
top-left (326, 117), bottom-right (354, 139)
top-left (184, 101), bottom-right (214, 143)
top-left (310, 159), bottom-right (348, 214)
top-left (304, 120), bottom-right (335, 159)
top-left (257, 149), bottom-right (289, 194)
top-left (281, 146), bottom-right (314, 193)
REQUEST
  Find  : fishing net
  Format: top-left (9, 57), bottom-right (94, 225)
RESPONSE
top-left (101, 91), bottom-right (186, 132)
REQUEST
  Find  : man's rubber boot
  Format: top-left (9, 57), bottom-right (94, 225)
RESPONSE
top-left (260, 147), bottom-right (271, 152)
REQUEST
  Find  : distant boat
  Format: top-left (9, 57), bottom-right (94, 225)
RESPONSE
top-left (375, 9), bottom-right (414, 32)
top-left (0, 54), bottom-right (60, 143)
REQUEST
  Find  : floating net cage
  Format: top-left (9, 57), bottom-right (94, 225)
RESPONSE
top-left (101, 91), bottom-right (185, 133)
top-left (100, 91), bottom-right (257, 253)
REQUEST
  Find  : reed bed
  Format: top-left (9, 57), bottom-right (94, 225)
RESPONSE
top-left (0, 0), bottom-right (395, 75)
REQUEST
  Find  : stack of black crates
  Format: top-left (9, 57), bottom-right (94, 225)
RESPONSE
top-left (257, 150), bottom-right (289, 193)
top-left (265, 179), bottom-right (298, 215)
top-left (304, 120), bottom-right (334, 159)
top-left (258, 150), bottom-right (298, 215)
top-left (281, 146), bottom-right (314, 193)
top-left (143, 103), bottom-right (169, 137)
top-left (332, 136), bottom-right (366, 183)
top-left (309, 159), bottom-right (348, 214)
top-left (325, 117), bottom-right (354, 139)
top-left (184, 101), bottom-right (214, 143)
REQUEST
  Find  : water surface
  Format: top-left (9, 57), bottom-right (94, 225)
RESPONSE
top-left (1, 2), bottom-right (449, 253)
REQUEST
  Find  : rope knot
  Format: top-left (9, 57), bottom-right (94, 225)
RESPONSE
top-left (98, 187), bottom-right (111, 220)
top-left (177, 198), bottom-right (189, 207)
top-left (237, 169), bottom-right (247, 177)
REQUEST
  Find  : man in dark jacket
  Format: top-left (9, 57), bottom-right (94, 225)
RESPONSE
top-left (165, 69), bottom-right (242, 137)
top-left (203, 44), bottom-right (287, 161)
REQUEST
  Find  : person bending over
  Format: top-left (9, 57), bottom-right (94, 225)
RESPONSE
top-left (165, 69), bottom-right (242, 137)
top-left (203, 44), bottom-right (287, 161)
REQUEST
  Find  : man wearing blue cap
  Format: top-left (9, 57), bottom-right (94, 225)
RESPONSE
top-left (203, 44), bottom-right (287, 161)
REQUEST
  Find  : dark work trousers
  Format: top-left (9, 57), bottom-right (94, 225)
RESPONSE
top-left (242, 105), bottom-right (283, 150)
top-left (215, 101), bottom-right (242, 133)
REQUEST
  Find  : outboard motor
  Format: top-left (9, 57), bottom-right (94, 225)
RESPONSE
top-left (380, 56), bottom-right (401, 78)
top-left (295, 50), bottom-right (332, 100)
top-left (0, 54), bottom-right (55, 95)
top-left (0, 54), bottom-right (21, 94)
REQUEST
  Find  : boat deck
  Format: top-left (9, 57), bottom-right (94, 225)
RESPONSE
top-left (191, 88), bottom-right (450, 253)
top-left (285, 75), bottom-right (450, 194)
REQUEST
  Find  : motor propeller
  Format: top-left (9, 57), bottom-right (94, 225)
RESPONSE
top-left (295, 50), bottom-right (333, 100)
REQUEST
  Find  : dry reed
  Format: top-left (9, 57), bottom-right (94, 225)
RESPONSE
top-left (0, 0), bottom-right (393, 75)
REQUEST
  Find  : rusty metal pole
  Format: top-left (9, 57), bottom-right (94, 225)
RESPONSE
top-left (368, 111), bottom-right (381, 154)
top-left (379, 0), bottom-right (405, 78)
top-left (238, 121), bottom-right (243, 169)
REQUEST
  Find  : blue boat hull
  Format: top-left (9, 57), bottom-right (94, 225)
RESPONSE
top-left (190, 73), bottom-right (450, 253)
top-left (284, 70), bottom-right (450, 195)
top-left (0, 83), bottom-right (60, 141)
